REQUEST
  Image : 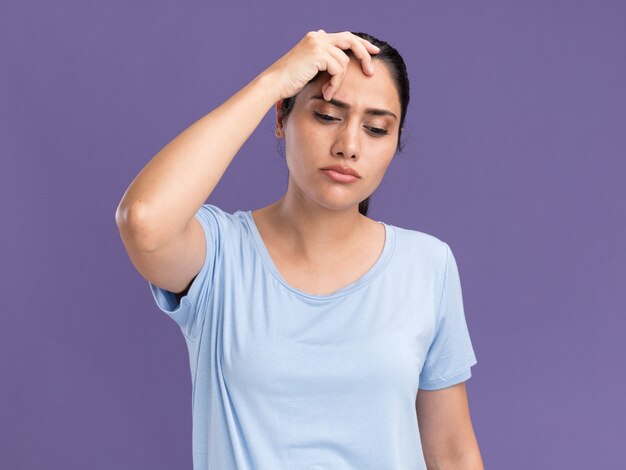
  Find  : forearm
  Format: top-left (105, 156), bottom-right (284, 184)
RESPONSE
top-left (115, 70), bottom-right (280, 250)
top-left (426, 447), bottom-right (484, 470)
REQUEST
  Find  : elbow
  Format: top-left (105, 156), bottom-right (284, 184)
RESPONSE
top-left (115, 201), bottom-right (149, 228)
top-left (115, 203), bottom-right (161, 252)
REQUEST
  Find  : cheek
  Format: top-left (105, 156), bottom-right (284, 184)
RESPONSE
top-left (296, 125), bottom-right (325, 150)
top-left (284, 138), bottom-right (314, 178)
top-left (285, 128), bottom-right (324, 167)
top-left (366, 157), bottom-right (394, 184)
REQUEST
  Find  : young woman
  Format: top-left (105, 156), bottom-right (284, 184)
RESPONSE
top-left (116, 29), bottom-right (483, 470)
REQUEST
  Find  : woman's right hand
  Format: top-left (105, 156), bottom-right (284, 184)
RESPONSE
top-left (263, 30), bottom-right (381, 103)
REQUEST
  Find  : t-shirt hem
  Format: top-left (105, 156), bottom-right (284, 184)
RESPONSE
top-left (418, 362), bottom-right (476, 390)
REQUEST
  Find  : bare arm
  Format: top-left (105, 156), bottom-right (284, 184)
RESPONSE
top-left (416, 382), bottom-right (484, 469)
top-left (115, 30), bottom-right (379, 250)
top-left (113, 31), bottom-right (380, 294)
top-left (115, 70), bottom-right (280, 251)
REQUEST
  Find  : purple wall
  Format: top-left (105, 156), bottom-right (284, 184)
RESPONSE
top-left (2, 1), bottom-right (624, 468)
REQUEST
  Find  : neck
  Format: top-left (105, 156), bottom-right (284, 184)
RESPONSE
top-left (265, 192), bottom-right (368, 266)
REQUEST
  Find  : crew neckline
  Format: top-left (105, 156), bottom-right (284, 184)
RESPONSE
top-left (242, 209), bottom-right (396, 301)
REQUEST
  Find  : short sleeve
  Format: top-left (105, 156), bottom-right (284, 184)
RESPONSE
top-left (148, 203), bottom-right (226, 340)
top-left (419, 242), bottom-right (478, 390)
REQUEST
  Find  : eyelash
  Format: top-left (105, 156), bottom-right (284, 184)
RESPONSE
top-left (313, 112), bottom-right (389, 136)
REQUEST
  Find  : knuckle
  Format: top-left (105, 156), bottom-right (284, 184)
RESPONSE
top-left (305, 31), bottom-right (322, 42)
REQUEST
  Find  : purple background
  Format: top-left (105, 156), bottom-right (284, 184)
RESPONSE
top-left (2, 1), bottom-right (624, 468)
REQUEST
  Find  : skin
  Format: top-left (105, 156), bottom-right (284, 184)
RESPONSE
top-left (417, 382), bottom-right (484, 468)
top-left (252, 57), bottom-right (401, 269)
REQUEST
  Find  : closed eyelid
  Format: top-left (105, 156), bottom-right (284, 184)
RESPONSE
top-left (313, 112), bottom-right (389, 135)
top-left (314, 111), bottom-right (384, 124)
top-left (312, 105), bottom-right (393, 129)
top-left (309, 94), bottom-right (398, 120)
top-left (314, 111), bottom-right (338, 120)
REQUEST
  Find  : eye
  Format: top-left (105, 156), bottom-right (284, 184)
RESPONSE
top-left (314, 112), bottom-right (338, 121)
top-left (367, 127), bottom-right (389, 136)
top-left (314, 112), bottom-right (389, 137)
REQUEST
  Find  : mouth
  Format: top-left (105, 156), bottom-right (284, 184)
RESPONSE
top-left (319, 165), bottom-right (361, 178)
top-left (320, 169), bottom-right (360, 183)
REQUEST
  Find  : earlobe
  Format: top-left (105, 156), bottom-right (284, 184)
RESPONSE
top-left (275, 102), bottom-right (285, 138)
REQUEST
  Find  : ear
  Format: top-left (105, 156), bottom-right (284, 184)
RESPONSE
top-left (275, 100), bottom-right (285, 138)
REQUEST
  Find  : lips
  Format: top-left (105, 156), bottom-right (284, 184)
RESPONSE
top-left (319, 165), bottom-right (361, 178)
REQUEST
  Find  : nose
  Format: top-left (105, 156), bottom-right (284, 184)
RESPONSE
top-left (331, 119), bottom-right (361, 160)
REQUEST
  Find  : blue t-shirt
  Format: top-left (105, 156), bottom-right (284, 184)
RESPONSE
top-left (149, 203), bottom-right (477, 469)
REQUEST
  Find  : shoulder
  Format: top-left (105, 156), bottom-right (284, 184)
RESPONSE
top-left (191, 204), bottom-right (250, 254)
top-left (198, 203), bottom-right (238, 222)
top-left (389, 223), bottom-right (449, 268)
top-left (196, 203), bottom-right (247, 232)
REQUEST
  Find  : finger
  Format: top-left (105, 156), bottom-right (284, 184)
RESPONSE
top-left (355, 36), bottom-right (380, 54)
top-left (326, 30), bottom-right (378, 52)
top-left (322, 57), bottom-right (343, 101)
top-left (329, 32), bottom-right (380, 56)
top-left (350, 36), bottom-right (379, 74)
top-left (328, 32), bottom-right (377, 75)
top-left (323, 47), bottom-right (350, 100)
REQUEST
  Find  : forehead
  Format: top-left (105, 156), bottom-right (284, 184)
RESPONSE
top-left (304, 59), bottom-right (400, 115)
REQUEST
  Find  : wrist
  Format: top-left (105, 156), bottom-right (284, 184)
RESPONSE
top-left (252, 69), bottom-right (283, 106)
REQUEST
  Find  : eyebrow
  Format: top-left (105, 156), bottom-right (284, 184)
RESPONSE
top-left (309, 94), bottom-right (398, 120)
